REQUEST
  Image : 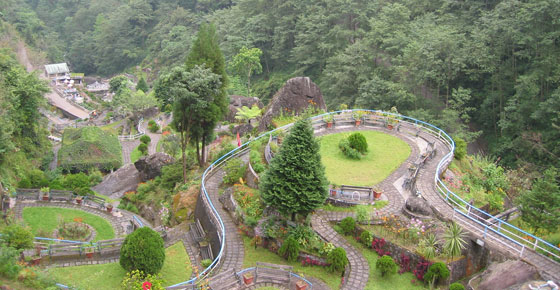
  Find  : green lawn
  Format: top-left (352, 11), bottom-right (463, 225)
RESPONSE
top-left (319, 131), bottom-right (410, 186)
top-left (320, 201), bottom-right (388, 212)
top-left (130, 146), bottom-right (144, 163)
top-left (23, 207), bottom-right (115, 241)
top-left (343, 235), bottom-right (428, 290)
top-left (242, 236), bottom-right (341, 289)
top-left (48, 242), bottom-right (191, 289)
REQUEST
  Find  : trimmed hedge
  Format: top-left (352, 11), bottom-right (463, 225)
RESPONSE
top-left (58, 127), bottom-right (122, 172)
top-left (120, 227), bottom-right (165, 275)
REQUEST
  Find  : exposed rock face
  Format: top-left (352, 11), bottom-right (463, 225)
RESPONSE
top-left (134, 152), bottom-right (175, 181)
top-left (405, 196), bottom-right (433, 216)
top-left (231, 123), bottom-right (255, 137)
top-left (226, 95), bottom-right (263, 123)
top-left (92, 164), bottom-right (141, 199)
top-left (259, 77), bottom-right (327, 130)
top-left (477, 260), bottom-right (540, 290)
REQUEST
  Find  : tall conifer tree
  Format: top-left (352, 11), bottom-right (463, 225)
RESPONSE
top-left (260, 119), bottom-right (328, 220)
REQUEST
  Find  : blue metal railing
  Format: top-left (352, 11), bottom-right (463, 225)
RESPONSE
top-left (133, 215), bottom-right (144, 228)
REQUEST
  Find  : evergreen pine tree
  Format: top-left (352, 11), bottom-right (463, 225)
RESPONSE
top-left (518, 167), bottom-right (560, 234)
top-left (135, 76), bottom-right (149, 92)
top-left (260, 119), bottom-right (328, 220)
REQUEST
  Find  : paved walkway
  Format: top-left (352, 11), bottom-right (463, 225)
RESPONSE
top-left (121, 139), bottom-right (139, 165)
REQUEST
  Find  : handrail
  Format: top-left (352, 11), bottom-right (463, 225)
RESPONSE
top-left (118, 117), bottom-right (145, 140)
top-left (133, 215), bottom-right (144, 228)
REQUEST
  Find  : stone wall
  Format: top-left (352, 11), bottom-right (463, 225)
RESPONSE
top-left (245, 162), bottom-right (259, 189)
top-left (194, 192), bottom-right (221, 259)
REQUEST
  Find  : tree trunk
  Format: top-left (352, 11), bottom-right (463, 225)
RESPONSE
top-left (247, 68), bottom-right (251, 97)
top-left (196, 137), bottom-right (202, 165)
top-left (180, 131), bottom-right (188, 184)
top-left (201, 134), bottom-right (207, 166)
top-left (291, 212), bottom-right (296, 222)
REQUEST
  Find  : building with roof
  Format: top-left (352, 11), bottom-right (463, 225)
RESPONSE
top-left (44, 63), bottom-right (69, 78)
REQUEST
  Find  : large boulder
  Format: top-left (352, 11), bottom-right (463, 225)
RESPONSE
top-left (91, 164), bottom-right (141, 199)
top-left (134, 152), bottom-right (175, 181)
top-left (259, 77), bottom-right (326, 130)
top-left (477, 260), bottom-right (540, 290)
top-left (226, 95), bottom-right (263, 123)
top-left (405, 196), bottom-right (433, 216)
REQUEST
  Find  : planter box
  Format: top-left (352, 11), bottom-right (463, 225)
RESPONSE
top-left (85, 252), bottom-right (93, 259)
top-left (296, 280), bottom-right (307, 290)
top-left (243, 273), bottom-right (254, 285)
top-left (355, 120), bottom-right (361, 126)
top-left (106, 206), bottom-right (113, 213)
top-left (388, 124), bottom-right (394, 130)
top-left (374, 191), bottom-right (382, 199)
top-left (76, 198), bottom-right (82, 205)
top-left (42, 196), bottom-right (49, 201)
top-left (326, 122), bottom-right (333, 128)
top-left (31, 257), bottom-right (41, 266)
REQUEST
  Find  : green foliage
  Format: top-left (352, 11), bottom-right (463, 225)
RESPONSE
top-left (223, 159), bottom-right (247, 185)
top-left (59, 127), bottom-right (122, 172)
top-left (376, 255), bottom-right (398, 277)
top-left (327, 247), bottom-right (348, 272)
top-left (260, 120), bottom-right (328, 220)
top-left (278, 236), bottom-right (299, 262)
top-left (235, 105), bottom-right (262, 123)
top-left (449, 282), bottom-right (465, 290)
top-left (230, 46), bottom-right (263, 96)
top-left (138, 143), bottom-right (148, 156)
top-left (424, 262), bottom-right (450, 287)
top-left (1, 224), bottom-right (33, 250)
top-left (360, 230), bottom-right (372, 247)
top-left (443, 223), bottom-right (467, 260)
top-left (419, 233), bottom-right (439, 260)
top-left (140, 135), bottom-right (151, 144)
top-left (120, 227), bottom-right (165, 275)
top-left (201, 259), bottom-right (212, 268)
top-left (249, 150), bottom-right (265, 174)
top-left (121, 269), bottom-right (165, 290)
top-left (339, 217), bottom-right (356, 236)
top-left (110, 76), bottom-right (129, 93)
top-left (0, 245), bottom-right (22, 279)
top-left (64, 172), bottom-right (94, 195)
top-left (355, 205), bottom-right (369, 224)
top-left (517, 168), bottom-right (560, 234)
top-left (338, 139), bottom-right (362, 160)
top-left (213, 143), bottom-right (236, 163)
top-left (453, 137), bottom-right (467, 160)
top-left (287, 225), bottom-right (321, 253)
top-left (148, 122), bottom-right (160, 133)
top-left (135, 77), bottom-right (149, 93)
top-left (348, 133), bottom-right (368, 153)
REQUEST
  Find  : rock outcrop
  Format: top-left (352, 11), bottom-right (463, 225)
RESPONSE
top-left (91, 164), bottom-right (141, 199)
top-left (476, 260), bottom-right (540, 290)
top-left (226, 95), bottom-right (263, 123)
top-left (134, 152), bottom-right (175, 182)
top-left (405, 196), bottom-right (433, 216)
top-left (259, 77), bottom-right (326, 130)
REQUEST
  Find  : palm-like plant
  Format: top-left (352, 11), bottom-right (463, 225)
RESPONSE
top-left (419, 233), bottom-right (438, 260)
top-left (235, 105), bottom-right (262, 123)
top-left (443, 222), bottom-right (467, 261)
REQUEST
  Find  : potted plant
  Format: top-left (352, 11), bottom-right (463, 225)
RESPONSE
top-left (296, 280), bottom-right (308, 290)
top-left (106, 203), bottom-right (113, 213)
top-left (31, 254), bottom-right (41, 266)
top-left (242, 272), bottom-right (254, 285)
top-left (374, 190), bottom-right (382, 200)
top-left (352, 111), bottom-right (366, 126)
top-left (323, 114), bottom-right (334, 128)
top-left (40, 187), bottom-right (49, 201)
top-left (84, 244), bottom-right (94, 258)
top-left (75, 195), bottom-right (83, 205)
top-left (330, 184), bottom-right (338, 196)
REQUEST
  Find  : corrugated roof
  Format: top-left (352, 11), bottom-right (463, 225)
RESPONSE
top-left (44, 63), bottom-right (69, 75)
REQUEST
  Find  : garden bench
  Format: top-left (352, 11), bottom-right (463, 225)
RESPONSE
top-left (340, 185), bottom-right (374, 201)
top-left (15, 188), bottom-right (40, 200)
top-left (208, 268), bottom-right (240, 290)
top-left (190, 219), bottom-right (205, 243)
top-left (85, 195), bottom-right (106, 210)
top-left (200, 242), bottom-right (214, 261)
top-left (48, 243), bottom-right (84, 258)
top-left (49, 190), bottom-right (74, 202)
top-left (255, 262), bottom-right (292, 285)
top-left (97, 238), bottom-right (124, 255)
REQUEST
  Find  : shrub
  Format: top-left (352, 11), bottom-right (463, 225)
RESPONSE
top-left (278, 236), bottom-right (299, 262)
top-left (0, 246), bottom-right (23, 279)
top-left (376, 255), bottom-right (398, 277)
top-left (223, 159), bottom-right (247, 185)
top-left (58, 127), bottom-right (122, 172)
top-left (140, 135), bottom-right (151, 144)
top-left (120, 227), bottom-right (165, 275)
top-left (360, 231), bottom-right (372, 247)
top-left (327, 247), bottom-right (348, 272)
top-left (449, 282), bottom-right (465, 290)
top-left (453, 137), bottom-right (467, 160)
top-left (201, 259), bottom-right (212, 268)
top-left (1, 224), bottom-right (34, 251)
top-left (213, 143), bottom-right (236, 162)
top-left (348, 132), bottom-right (368, 153)
top-left (355, 205), bottom-right (369, 224)
top-left (424, 262), bottom-right (450, 287)
top-left (88, 168), bottom-right (103, 186)
top-left (339, 217), bottom-right (356, 235)
top-left (138, 143), bottom-right (148, 155)
top-left (338, 139), bottom-right (361, 160)
top-left (63, 173), bottom-right (92, 195)
top-left (148, 120), bottom-right (160, 133)
top-left (121, 269), bottom-right (165, 290)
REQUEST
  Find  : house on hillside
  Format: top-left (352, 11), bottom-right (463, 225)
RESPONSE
top-left (44, 63), bottom-right (69, 78)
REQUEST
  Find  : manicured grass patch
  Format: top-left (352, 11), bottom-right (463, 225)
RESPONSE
top-left (130, 146), bottom-right (144, 163)
top-left (320, 201), bottom-right (388, 212)
top-left (23, 207), bottom-right (115, 241)
top-left (242, 236), bottom-right (341, 290)
top-left (59, 127), bottom-right (122, 172)
top-left (343, 235), bottom-right (428, 289)
top-left (100, 119), bottom-right (125, 135)
top-left (48, 242), bottom-right (191, 289)
top-left (319, 131), bottom-right (410, 186)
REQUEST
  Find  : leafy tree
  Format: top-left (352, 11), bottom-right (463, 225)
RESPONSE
top-left (109, 76), bottom-right (129, 93)
top-left (140, 135), bottom-right (151, 144)
top-left (348, 133), bottom-right (368, 154)
top-left (230, 46), bottom-right (262, 96)
top-left (376, 255), bottom-right (398, 277)
top-left (360, 230), bottom-right (372, 247)
top-left (517, 168), bottom-right (560, 234)
top-left (235, 105), bottom-right (261, 123)
top-left (442, 222), bottom-right (467, 261)
top-left (1, 224), bottom-right (34, 251)
top-left (260, 119), bottom-right (328, 221)
top-left (136, 77), bottom-right (149, 92)
top-left (138, 143), bottom-right (148, 155)
top-left (120, 227), bottom-right (165, 275)
top-left (327, 247), bottom-right (348, 272)
top-left (339, 217), bottom-right (356, 235)
top-left (121, 269), bottom-right (165, 290)
top-left (278, 236), bottom-right (299, 262)
top-left (449, 282), bottom-right (465, 290)
top-left (424, 262), bottom-right (450, 289)
top-left (164, 65), bottom-right (222, 183)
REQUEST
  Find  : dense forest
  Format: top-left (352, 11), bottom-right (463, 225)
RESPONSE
top-left (1, 0), bottom-right (559, 171)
